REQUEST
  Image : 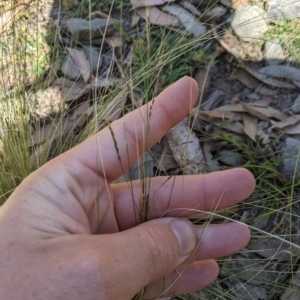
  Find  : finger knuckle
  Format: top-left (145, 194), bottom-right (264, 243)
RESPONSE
top-left (143, 226), bottom-right (177, 274)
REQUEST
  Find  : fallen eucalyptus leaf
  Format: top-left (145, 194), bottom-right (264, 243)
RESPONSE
top-left (200, 90), bottom-right (223, 111)
top-left (131, 14), bottom-right (140, 27)
top-left (245, 67), bottom-right (297, 90)
top-left (66, 48), bottom-right (91, 82)
top-left (34, 80), bottom-right (90, 117)
top-left (271, 115), bottom-right (300, 130)
top-left (167, 117), bottom-right (205, 174)
top-left (191, 110), bottom-right (245, 134)
top-left (284, 123), bottom-right (300, 135)
top-left (236, 68), bottom-right (259, 90)
top-left (202, 141), bottom-right (220, 173)
top-left (200, 110), bottom-right (243, 121)
top-left (242, 114), bottom-right (258, 141)
top-left (105, 33), bottom-right (123, 48)
top-left (240, 101), bottom-right (285, 121)
top-left (152, 137), bottom-right (178, 171)
top-left (91, 77), bottom-right (120, 88)
top-left (31, 101), bottom-right (90, 147)
top-left (259, 65), bottom-right (300, 82)
top-left (136, 7), bottom-right (180, 27)
top-left (178, 0), bottom-right (201, 16)
top-left (163, 3), bottom-right (206, 37)
top-left (103, 95), bottom-right (127, 122)
top-left (255, 86), bottom-right (276, 96)
top-left (130, 0), bottom-right (176, 9)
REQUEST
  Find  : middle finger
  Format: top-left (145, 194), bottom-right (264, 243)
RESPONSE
top-left (112, 168), bottom-right (255, 230)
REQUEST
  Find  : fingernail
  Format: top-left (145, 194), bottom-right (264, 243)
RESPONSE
top-left (169, 219), bottom-right (197, 259)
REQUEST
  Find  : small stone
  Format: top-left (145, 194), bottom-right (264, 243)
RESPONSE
top-left (267, 0), bottom-right (300, 22)
top-left (41, 4), bottom-right (53, 19)
top-left (34, 87), bottom-right (65, 118)
top-left (200, 90), bottom-right (224, 111)
top-left (163, 4), bottom-right (206, 38)
top-left (293, 80), bottom-right (300, 89)
top-left (231, 283), bottom-right (267, 300)
top-left (220, 0), bottom-right (249, 9)
top-left (231, 5), bottom-right (268, 42)
top-left (253, 214), bottom-right (270, 230)
top-left (67, 18), bottom-right (117, 40)
top-left (281, 268), bottom-right (300, 300)
top-left (220, 0), bottom-right (232, 8)
top-left (215, 149), bottom-right (244, 166)
top-left (291, 95), bottom-right (300, 114)
top-left (82, 46), bottom-right (101, 72)
top-left (221, 254), bottom-right (277, 284)
top-left (61, 55), bottom-right (81, 80)
top-left (203, 6), bottom-right (227, 21)
top-left (60, 55), bottom-right (81, 80)
top-left (278, 137), bottom-right (300, 178)
top-left (114, 152), bottom-right (154, 183)
top-left (248, 237), bottom-right (297, 262)
top-left (264, 39), bottom-right (286, 66)
top-left (129, 152), bottom-right (154, 180)
top-left (246, 92), bottom-right (260, 101)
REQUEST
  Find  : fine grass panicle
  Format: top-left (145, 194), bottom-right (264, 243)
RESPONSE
top-left (1, 0), bottom-right (300, 299)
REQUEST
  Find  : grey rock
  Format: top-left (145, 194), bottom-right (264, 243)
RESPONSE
top-left (163, 4), bottom-right (206, 38)
top-left (98, 51), bottom-right (113, 75)
top-left (61, 55), bottom-right (81, 80)
top-left (41, 4), bottom-right (53, 19)
top-left (281, 268), bottom-right (300, 300)
top-left (253, 214), bottom-right (270, 230)
top-left (67, 18), bottom-right (117, 40)
top-left (231, 283), bottom-right (267, 300)
top-left (215, 150), bottom-right (244, 167)
top-left (293, 80), bottom-right (300, 89)
top-left (129, 152), bottom-right (154, 180)
top-left (278, 137), bottom-right (300, 178)
top-left (247, 92), bottom-right (260, 101)
top-left (231, 5), bottom-right (268, 42)
top-left (259, 65), bottom-right (300, 81)
top-left (258, 120), bottom-right (270, 130)
top-left (264, 39), bottom-right (286, 65)
top-left (200, 90), bottom-right (224, 111)
top-left (191, 0), bottom-right (217, 4)
top-left (221, 254), bottom-right (277, 285)
top-left (203, 142), bottom-right (220, 173)
top-left (267, 0), bottom-right (300, 22)
top-left (248, 237), bottom-right (295, 261)
top-left (54, 36), bottom-right (103, 48)
top-left (203, 6), bottom-right (227, 20)
top-left (82, 46), bottom-right (101, 72)
top-left (194, 67), bottom-right (211, 102)
top-left (291, 94), bottom-right (300, 114)
top-left (220, 0), bottom-right (232, 8)
top-left (114, 152), bottom-right (154, 183)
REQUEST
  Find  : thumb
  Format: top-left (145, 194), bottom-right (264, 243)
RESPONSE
top-left (94, 217), bottom-right (197, 299)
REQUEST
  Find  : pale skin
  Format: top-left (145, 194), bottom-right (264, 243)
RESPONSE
top-left (0, 77), bottom-right (255, 299)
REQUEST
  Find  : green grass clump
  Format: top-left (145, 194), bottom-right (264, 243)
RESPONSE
top-left (262, 18), bottom-right (300, 65)
top-left (62, 0), bottom-right (129, 17)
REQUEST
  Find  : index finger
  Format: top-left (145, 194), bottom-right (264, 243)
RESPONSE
top-left (68, 76), bottom-right (198, 181)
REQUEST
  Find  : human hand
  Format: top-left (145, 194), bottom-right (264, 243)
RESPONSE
top-left (0, 77), bottom-right (255, 299)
